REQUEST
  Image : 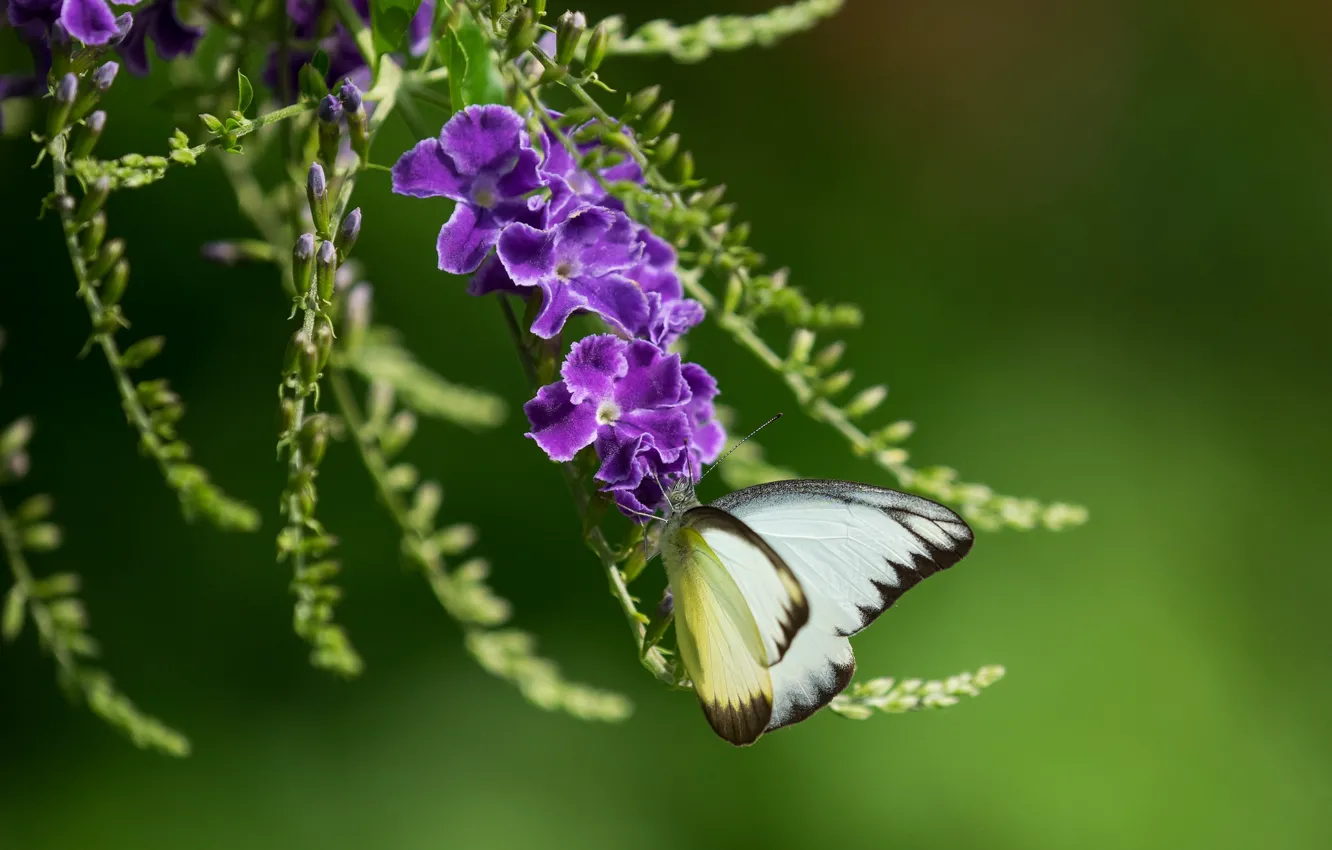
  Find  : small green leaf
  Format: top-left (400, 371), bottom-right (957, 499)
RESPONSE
top-left (198, 113), bottom-right (224, 134)
top-left (311, 48), bottom-right (331, 78)
top-left (2, 585), bottom-right (25, 642)
top-left (452, 13), bottom-right (505, 106)
top-left (236, 71), bottom-right (253, 115)
top-left (371, 0), bottom-right (424, 56)
top-left (298, 63), bottom-right (329, 102)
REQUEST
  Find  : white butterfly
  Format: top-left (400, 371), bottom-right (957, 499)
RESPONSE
top-left (653, 472), bottom-right (974, 746)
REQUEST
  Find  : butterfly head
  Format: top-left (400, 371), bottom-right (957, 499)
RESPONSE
top-left (665, 475), bottom-right (700, 515)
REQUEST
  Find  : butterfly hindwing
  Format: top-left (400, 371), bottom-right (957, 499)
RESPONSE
top-left (668, 525), bottom-right (774, 745)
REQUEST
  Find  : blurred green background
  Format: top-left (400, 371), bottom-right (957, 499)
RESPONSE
top-left (3, 0), bottom-right (1331, 847)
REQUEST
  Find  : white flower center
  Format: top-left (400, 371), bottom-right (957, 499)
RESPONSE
top-left (555, 259), bottom-right (580, 280)
top-left (470, 176), bottom-right (499, 209)
top-left (595, 400), bottom-right (622, 425)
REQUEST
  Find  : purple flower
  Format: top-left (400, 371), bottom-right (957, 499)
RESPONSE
top-left (7, 0), bottom-right (132, 47)
top-left (392, 104), bottom-right (545, 275)
top-left (523, 335), bottom-right (725, 515)
top-left (118, 0), bottom-right (200, 74)
top-left (537, 121), bottom-right (644, 222)
top-left (266, 0), bottom-right (432, 97)
top-left (496, 206), bottom-right (648, 338)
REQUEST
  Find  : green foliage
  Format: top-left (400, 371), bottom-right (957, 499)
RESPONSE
top-left (371, 0), bottom-right (426, 56)
top-left (829, 665), bottom-right (1007, 720)
top-left (600, 0), bottom-right (846, 63)
top-left (439, 9), bottom-right (507, 110)
top-left (342, 328), bottom-right (507, 429)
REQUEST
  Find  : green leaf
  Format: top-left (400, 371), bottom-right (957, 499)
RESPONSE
top-left (454, 13), bottom-right (505, 106)
top-left (236, 71), bottom-right (253, 115)
top-left (442, 26), bottom-right (466, 116)
top-left (198, 113), bottom-right (224, 134)
top-left (370, 0), bottom-right (424, 57)
top-left (311, 48), bottom-right (331, 79)
top-left (298, 63), bottom-right (329, 103)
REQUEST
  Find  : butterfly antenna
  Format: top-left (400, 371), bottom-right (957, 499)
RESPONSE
top-left (697, 413), bottom-right (783, 483)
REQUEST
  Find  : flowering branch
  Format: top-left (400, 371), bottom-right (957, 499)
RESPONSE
top-left (828, 665), bottom-right (1006, 719)
top-left (48, 132), bottom-right (260, 532)
top-left (0, 407), bottom-right (188, 756)
top-left (599, 0), bottom-right (846, 63)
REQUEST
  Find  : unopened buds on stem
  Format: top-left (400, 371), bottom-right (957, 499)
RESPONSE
top-left (640, 101), bottom-right (674, 140)
top-left (315, 239), bottom-right (337, 304)
top-left (83, 211), bottom-right (106, 260)
top-left (89, 238), bottom-right (125, 281)
top-left (584, 21), bottom-right (609, 72)
top-left (307, 163), bottom-right (329, 236)
top-left (313, 316), bottom-right (334, 370)
top-left (48, 73), bottom-right (78, 138)
top-left (555, 11), bottom-right (585, 66)
top-left (339, 81), bottom-right (368, 165)
top-left (335, 208), bottom-right (361, 261)
top-left (102, 259), bottom-right (129, 307)
top-left (71, 109), bottom-right (106, 159)
top-left (317, 94), bottom-right (343, 167)
top-left (77, 176), bottom-right (110, 222)
top-left (293, 233), bottom-right (315, 295)
top-left (75, 61), bottom-right (117, 118)
top-left (344, 283), bottom-right (371, 352)
top-left (505, 8), bottom-right (537, 59)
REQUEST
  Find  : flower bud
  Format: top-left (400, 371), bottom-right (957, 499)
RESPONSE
top-left (292, 233), bottom-right (316, 294)
top-left (53, 194), bottom-right (75, 216)
top-left (368, 380), bottom-right (394, 424)
top-left (77, 176), bottom-right (110, 222)
top-left (583, 21), bottom-right (609, 72)
top-left (555, 11), bottom-right (586, 66)
top-left (71, 109), bottom-right (106, 158)
top-left (307, 163), bottom-right (329, 236)
top-left (88, 237), bottom-right (125, 281)
top-left (278, 398), bottom-right (297, 436)
top-left (813, 340), bottom-right (845, 372)
top-left (335, 207), bottom-right (361, 261)
top-left (298, 339), bottom-right (321, 385)
top-left (92, 61), bottom-right (119, 93)
top-left (102, 259), bottom-right (129, 307)
top-left (0, 417), bottom-right (34, 457)
top-left (283, 328), bottom-right (310, 376)
top-left (874, 420), bottom-right (915, 445)
top-left (315, 239), bottom-right (337, 304)
top-left (313, 315), bottom-right (334, 370)
top-left (299, 414), bottom-right (329, 466)
top-left (83, 211), bottom-right (107, 260)
top-left (344, 283), bottom-right (371, 351)
top-left (47, 73), bottom-right (78, 137)
top-left (317, 94), bottom-right (342, 166)
top-left (677, 150), bottom-right (695, 184)
top-left (489, 0), bottom-right (507, 17)
top-left (820, 370), bottom-right (854, 398)
top-left (844, 385), bottom-right (888, 419)
top-left (505, 8), bottom-right (537, 59)
top-left (788, 328), bottom-right (815, 365)
top-left (640, 100), bottom-right (673, 140)
top-left (652, 132), bottom-right (679, 165)
top-left (623, 85), bottom-right (660, 119)
top-left (381, 409), bottom-right (417, 456)
top-left (339, 80), bottom-right (369, 165)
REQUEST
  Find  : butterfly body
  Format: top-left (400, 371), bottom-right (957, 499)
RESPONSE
top-left (658, 477), bottom-right (975, 746)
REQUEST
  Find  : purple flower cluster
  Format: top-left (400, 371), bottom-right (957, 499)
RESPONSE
top-left (268, 0), bottom-right (434, 97)
top-left (390, 104), bottom-right (721, 515)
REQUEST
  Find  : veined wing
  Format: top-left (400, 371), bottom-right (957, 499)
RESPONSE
top-left (711, 479), bottom-right (974, 730)
top-left (668, 525), bottom-right (774, 746)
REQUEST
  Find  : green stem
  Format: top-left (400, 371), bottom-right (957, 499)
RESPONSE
top-left (184, 101), bottom-right (314, 159)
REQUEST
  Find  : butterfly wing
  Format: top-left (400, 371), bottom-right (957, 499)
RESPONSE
top-left (667, 523), bottom-right (776, 745)
top-left (710, 479), bottom-right (974, 730)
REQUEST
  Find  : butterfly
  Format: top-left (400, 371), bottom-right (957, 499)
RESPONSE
top-left (648, 465), bottom-right (975, 746)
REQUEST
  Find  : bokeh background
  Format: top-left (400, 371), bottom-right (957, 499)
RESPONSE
top-left (3, 0), bottom-right (1331, 847)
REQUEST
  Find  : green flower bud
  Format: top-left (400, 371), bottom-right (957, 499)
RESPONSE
top-left (583, 21), bottom-right (609, 72)
top-left (298, 340), bottom-right (321, 385)
top-left (555, 11), bottom-right (585, 65)
top-left (307, 163), bottom-right (329, 236)
top-left (344, 283), bottom-right (371, 352)
top-left (813, 340), bottom-right (845, 372)
top-left (490, 0), bottom-right (507, 16)
top-left (0, 417), bottom-right (34, 457)
top-left (317, 95), bottom-right (343, 167)
top-left (71, 109), bottom-right (106, 159)
top-left (102, 259), bottom-right (129, 307)
top-left (83, 211), bottom-right (107, 261)
top-left (313, 315), bottom-right (334, 370)
top-left (77, 176), bottom-right (110, 222)
top-left (299, 414), bottom-right (329, 466)
top-left (640, 100), bottom-right (673, 140)
top-left (505, 8), bottom-right (537, 59)
top-left (677, 150), bottom-right (695, 184)
top-left (623, 85), bottom-right (660, 119)
top-left (531, 0), bottom-right (547, 16)
top-left (820, 370), bottom-right (854, 397)
top-left (278, 398), bottom-right (297, 437)
top-left (292, 233), bottom-right (316, 295)
top-left (788, 328), bottom-right (815, 365)
top-left (88, 238), bottom-right (125, 281)
top-left (283, 328), bottom-right (311, 376)
top-left (315, 239), bottom-right (337, 304)
top-left (652, 133), bottom-right (680, 165)
top-left (47, 73), bottom-right (78, 138)
top-left (845, 385), bottom-right (888, 419)
top-left (537, 64), bottom-right (568, 85)
top-left (875, 420), bottom-right (915, 444)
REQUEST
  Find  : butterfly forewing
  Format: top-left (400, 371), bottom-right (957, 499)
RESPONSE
top-left (709, 479), bottom-right (975, 730)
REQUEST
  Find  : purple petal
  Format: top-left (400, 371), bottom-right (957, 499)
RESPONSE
top-left (150, 0), bottom-right (203, 60)
top-left (619, 409), bottom-right (692, 463)
top-left (681, 362), bottom-right (718, 408)
top-left (630, 226), bottom-right (682, 299)
top-left (529, 279), bottom-right (588, 338)
top-left (440, 104), bottom-right (529, 175)
top-left (466, 255), bottom-right (523, 297)
top-left (408, 0), bottom-right (434, 56)
top-left (524, 382), bottom-right (599, 463)
top-left (574, 273), bottom-right (650, 337)
top-left (392, 138), bottom-right (469, 200)
top-left (494, 147), bottom-right (544, 199)
top-left (613, 340), bottom-right (688, 412)
top-left (594, 428), bottom-right (648, 487)
top-left (555, 208), bottom-right (640, 275)
top-left (561, 334), bottom-right (628, 405)
top-left (496, 222), bottom-right (556, 285)
top-left (691, 418), bottom-right (726, 465)
top-left (60, 0), bottom-right (120, 44)
top-left (645, 295), bottom-right (704, 348)
top-left (436, 204), bottom-right (501, 274)
top-left (682, 362), bottom-right (724, 464)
